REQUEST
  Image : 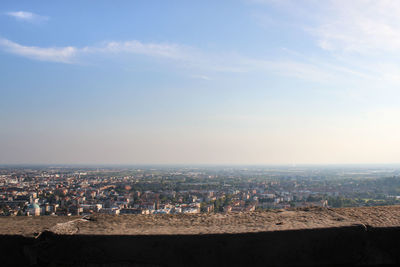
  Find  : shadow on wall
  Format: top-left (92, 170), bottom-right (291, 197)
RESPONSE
top-left (2, 225), bottom-right (400, 266)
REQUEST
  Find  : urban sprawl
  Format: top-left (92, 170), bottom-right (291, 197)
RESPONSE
top-left (1, 166), bottom-right (400, 216)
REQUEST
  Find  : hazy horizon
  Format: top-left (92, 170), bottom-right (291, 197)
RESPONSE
top-left (1, 1), bottom-right (400, 165)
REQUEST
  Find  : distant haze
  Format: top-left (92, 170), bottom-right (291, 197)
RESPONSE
top-left (1, 1), bottom-right (400, 165)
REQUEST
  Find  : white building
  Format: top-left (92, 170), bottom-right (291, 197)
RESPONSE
top-left (27, 203), bottom-right (41, 216)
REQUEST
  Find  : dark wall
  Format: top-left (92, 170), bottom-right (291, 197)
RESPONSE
top-left (2, 225), bottom-right (400, 266)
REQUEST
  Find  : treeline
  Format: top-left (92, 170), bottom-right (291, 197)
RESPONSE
top-left (327, 196), bottom-right (400, 208)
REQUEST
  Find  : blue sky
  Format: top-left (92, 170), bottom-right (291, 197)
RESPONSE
top-left (1, 0), bottom-right (400, 164)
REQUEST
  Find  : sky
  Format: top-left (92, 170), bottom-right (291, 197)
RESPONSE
top-left (0, 0), bottom-right (400, 165)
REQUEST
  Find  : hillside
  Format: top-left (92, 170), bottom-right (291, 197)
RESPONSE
top-left (2, 205), bottom-right (400, 236)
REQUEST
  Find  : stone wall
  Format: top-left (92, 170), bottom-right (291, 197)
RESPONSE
top-left (2, 225), bottom-right (400, 266)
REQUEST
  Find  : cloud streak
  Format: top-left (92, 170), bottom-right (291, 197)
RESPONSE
top-left (0, 38), bottom-right (191, 64)
top-left (86, 41), bottom-right (190, 60)
top-left (0, 38), bottom-right (76, 63)
top-left (6, 11), bottom-right (48, 23)
top-left (191, 74), bottom-right (212, 80)
top-left (0, 36), bottom-right (364, 84)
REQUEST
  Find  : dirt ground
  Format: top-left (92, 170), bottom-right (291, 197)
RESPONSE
top-left (2, 206), bottom-right (400, 236)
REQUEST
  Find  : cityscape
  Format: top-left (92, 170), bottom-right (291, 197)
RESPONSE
top-left (3, 1), bottom-right (400, 266)
top-left (2, 165), bottom-right (400, 217)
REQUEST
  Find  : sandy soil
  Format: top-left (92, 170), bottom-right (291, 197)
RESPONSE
top-left (2, 206), bottom-right (400, 236)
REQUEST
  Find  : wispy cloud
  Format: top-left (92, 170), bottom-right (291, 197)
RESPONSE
top-left (249, 0), bottom-right (400, 88)
top-left (252, 0), bottom-right (400, 54)
top-left (85, 41), bottom-right (191, 60)
top-left (0, 37), bottom-right (358, 83)
top-left (191, 74), bottom-right (212, 80)
top-left (0, 38), bottom-right (76, 63)
top-left (5, 11), bottom-right (48, 23)
top-left (0, 38), bottom-right (190, 64)
top-left (311, 0), bottom-right (400, 54)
